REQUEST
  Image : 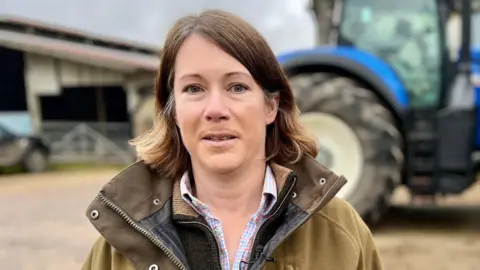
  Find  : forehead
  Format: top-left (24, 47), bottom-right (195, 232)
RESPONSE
top-left (174, 34), bottom-right (251, 79)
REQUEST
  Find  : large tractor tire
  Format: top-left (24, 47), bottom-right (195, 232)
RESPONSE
top-left (290, 73), bottom-right (404, 224)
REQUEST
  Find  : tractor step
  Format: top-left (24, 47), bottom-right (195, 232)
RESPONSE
top-left (405, 109), bottom-right (439, 194)
top-left (407, 132), bottom-right (437, 174)
top-left (405, 108), bottom-right (476, 196)
top-left (410, 194), bottom-right (437, 206)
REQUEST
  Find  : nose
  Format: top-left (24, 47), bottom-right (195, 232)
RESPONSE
top-left (203, 90), bottom-right (229, 122)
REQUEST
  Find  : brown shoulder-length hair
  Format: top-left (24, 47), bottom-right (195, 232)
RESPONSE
top-left (131, 9), bottom-right (318, 179)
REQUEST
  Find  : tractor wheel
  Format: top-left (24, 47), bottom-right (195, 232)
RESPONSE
top-left (289, 73), bottom-right (404, 224)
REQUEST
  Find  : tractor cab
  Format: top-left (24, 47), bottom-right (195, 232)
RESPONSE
top-left (336, 0), bottom-right (465, 108)
top-left (333, 0), bottom-right (477, 195)
top-left (277, 0), bottom-right (477, 222)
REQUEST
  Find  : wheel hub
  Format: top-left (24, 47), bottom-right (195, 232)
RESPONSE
top-left (299, 112), bottom-right (364, 200)
top-left (316, 146), bottom-right (334, 169)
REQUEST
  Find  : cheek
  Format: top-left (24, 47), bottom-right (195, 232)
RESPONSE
top-left (238, 101), bottom-right (269, 134)
top-left (175, 106), bottom-right (199, 139)
top-left (175, 96), bottom-right (200, 122)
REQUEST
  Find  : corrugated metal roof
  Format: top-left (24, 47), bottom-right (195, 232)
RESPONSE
top-left (0, 29), bottom-right (159, 72)
top-left (0, 15), bottom-right (160, 73)
top-left (0, 15), bottom-right (160, 54)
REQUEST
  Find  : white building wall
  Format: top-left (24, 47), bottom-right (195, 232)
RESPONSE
top-left (23, 52), bottom-right (154, 134)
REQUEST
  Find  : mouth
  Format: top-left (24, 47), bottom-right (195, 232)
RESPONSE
top-left (201, 131), bottom-right (239, 143)
top-left (202, 134), bottom-right (238, 142)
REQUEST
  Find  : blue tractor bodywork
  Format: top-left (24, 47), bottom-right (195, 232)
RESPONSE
top-left (277, 46), bottom-right (480, 148)
top-left (277, 46), bottom-right (409, 108)
top-left (473, 47), bottom-right (480, 147)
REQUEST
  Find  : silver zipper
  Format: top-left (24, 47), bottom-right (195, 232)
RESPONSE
top-left (245, 174), bottom-right (297, 270)
top-left (98, 192), bottom-right (189, 270)
top-left (252, 174), bottom-right (342, 270)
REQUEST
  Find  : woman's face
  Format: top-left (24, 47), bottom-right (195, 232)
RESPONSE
top-left (173, 34), bottom-right (278, 174)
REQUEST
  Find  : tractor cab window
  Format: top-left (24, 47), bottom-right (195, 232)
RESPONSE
top-left (339, 0), bottom-right (444, 108)
top-left (474, 12), bottom-right (480, 47)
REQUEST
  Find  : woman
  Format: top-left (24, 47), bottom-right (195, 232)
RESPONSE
top-left (82, 9), bottom-right (383, 270)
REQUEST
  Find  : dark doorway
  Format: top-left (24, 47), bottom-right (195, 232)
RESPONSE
top-left (39, 85), bottom-right (132, 147)
top-left (0, 47), bottom-right (27, 112)
top-left (40, 85), bottom-right (129, 122)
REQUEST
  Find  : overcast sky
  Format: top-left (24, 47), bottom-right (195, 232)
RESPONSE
top-left (0, 0), bottom-right (317, 54)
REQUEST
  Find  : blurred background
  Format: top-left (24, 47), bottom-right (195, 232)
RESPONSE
top-left (0, 0), bottom-right (479, 269)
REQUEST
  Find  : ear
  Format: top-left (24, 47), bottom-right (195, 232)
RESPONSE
top-left (265, 95), bottom-right (279, 125)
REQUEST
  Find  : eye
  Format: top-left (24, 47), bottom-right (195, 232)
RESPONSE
top-left (229, 83), bottom-right (248, 94)
top-left (184, 85), bottom-right (203, 94)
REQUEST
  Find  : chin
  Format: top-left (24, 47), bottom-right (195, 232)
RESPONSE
top-left (201, 153), bottom-right (244, 174)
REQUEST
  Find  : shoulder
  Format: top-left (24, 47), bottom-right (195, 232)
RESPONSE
top-left (82, 236), bottom-right (136, 270)
top-left (317, 197), bottom-right (372, 238)
top-left (280, 197), bottom-right (383, 269)
top-left (317, 196), bottom-right (363, 227)
top-left (313, 197), bottom-right (384, 269)
top-left (311, 197), bottom-right (375, 253)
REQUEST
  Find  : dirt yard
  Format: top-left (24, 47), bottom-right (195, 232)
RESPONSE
top-left (0, 169), bottom-right (479, 270)
top-left (374, 185), bottom-right (480, 270)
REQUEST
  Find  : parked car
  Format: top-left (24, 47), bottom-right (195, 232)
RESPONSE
top-left (0, 124), bottom-right (50, 173)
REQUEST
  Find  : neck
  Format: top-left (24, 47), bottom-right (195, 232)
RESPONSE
top-left (191, 159), bottom-right (266, 217)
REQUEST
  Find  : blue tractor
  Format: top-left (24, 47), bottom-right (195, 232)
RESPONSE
top-left (277, 0), bottom-right (480, 223)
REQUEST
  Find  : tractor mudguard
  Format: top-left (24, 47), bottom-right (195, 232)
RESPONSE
top-left (277, 46), bottom-right (409, 118)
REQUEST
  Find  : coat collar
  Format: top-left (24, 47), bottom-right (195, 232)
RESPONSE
top-left (95, 155), bottom-right (347, 222)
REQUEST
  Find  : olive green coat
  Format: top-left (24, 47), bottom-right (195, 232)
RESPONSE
top-left (82, 156), bottom-right (384, 270)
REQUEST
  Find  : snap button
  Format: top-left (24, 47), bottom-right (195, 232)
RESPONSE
top-left (291, 192), bottom-right (297, 199)
top-left (319, 178), bottom-right (326, 185)
top-left (90, 210), bottom-right (99, 220)
top-left (153, 199), bottom-right (160, 205)
top-left (148, 264), bottom-right (158, 270)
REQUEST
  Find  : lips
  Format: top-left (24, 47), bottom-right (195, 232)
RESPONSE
top-left (201, 130), bottom-right (239, 142)
top-left (203, 134), bottom-right (237, 141)
top-left (203, 136), bottom-right (237, 141)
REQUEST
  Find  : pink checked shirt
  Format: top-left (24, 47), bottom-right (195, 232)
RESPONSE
top-left (180, 166), bottom-right (278, 270)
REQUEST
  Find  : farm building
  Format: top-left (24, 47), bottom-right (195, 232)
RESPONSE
top-left (0, 15), bottom-right (159, 163)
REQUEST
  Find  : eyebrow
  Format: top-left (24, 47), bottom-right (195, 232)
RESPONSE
top-left (177, 71), bottom-right (252, 80)
top-left (225, 71), bottom-right (251, 78)
top-left (178, 73), bottom-right (203, 80)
